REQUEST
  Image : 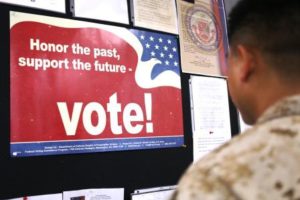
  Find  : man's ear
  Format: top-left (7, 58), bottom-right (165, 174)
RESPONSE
top-left (235, 45), bottom-right (256, 82)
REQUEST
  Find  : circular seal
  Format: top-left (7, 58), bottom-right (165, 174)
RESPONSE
top-left (186, 5), bottom-right (221, 52)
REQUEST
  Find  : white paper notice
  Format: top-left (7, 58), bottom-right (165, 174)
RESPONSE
top-left (73, 0), bottom-right (129, 24)
top-left (131, 190), bottom-right (175, 200)
top-left (63, 188), bottom-right (124, 200)
top-left (132, 186), bottom-right (176, 200)
top-left (190, 75), bottom-right (231, 161)
top-left (131, 0), bottom-right (178, 34)
top-left (0, 0), bottom-right (65, 13)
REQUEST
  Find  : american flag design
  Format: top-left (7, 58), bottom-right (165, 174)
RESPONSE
top-left (131, 30), bottom-right (180, 81)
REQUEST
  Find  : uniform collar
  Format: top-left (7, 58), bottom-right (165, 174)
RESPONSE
top-left (257, 94), bottom-right (300, 124)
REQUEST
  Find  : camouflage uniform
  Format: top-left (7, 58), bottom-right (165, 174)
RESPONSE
top-left (171, 95), bottom-right (300, 200)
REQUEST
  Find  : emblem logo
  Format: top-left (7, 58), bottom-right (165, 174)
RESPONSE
top-left (186, 5), bottom-right (221, 52)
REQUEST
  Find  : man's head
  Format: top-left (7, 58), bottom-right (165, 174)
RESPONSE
top-left (227, 0), bottom-right (300, 125)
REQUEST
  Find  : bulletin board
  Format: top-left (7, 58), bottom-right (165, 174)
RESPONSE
top-left (0, 0), bottom-right (239, 199)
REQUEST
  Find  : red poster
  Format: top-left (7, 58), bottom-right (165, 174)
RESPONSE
top-left (10, 12), bottom-right (183, 157)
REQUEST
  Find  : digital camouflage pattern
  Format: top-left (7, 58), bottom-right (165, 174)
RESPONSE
top-left (171, 95), bottom-right (300, 200)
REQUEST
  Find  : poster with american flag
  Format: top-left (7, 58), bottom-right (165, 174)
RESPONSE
top-left (10, 11), bottom-right (184, 157)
